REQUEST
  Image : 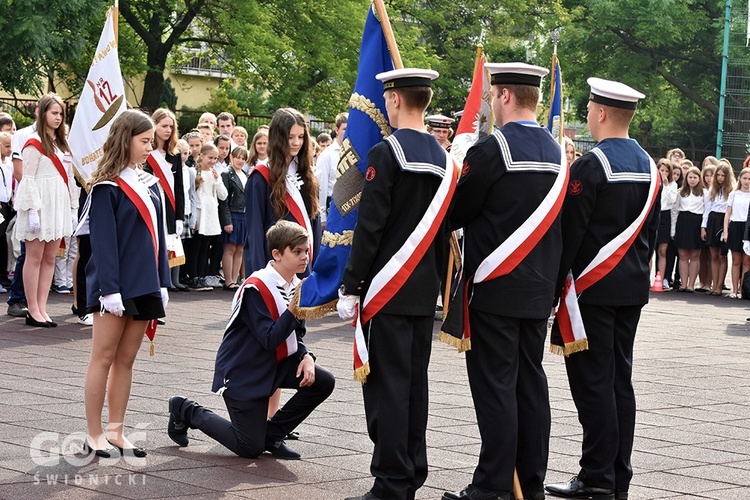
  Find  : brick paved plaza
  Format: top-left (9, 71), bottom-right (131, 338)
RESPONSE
top-left (1, 290), bottom-right (749, 499)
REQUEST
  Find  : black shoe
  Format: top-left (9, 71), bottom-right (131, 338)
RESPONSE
top-left (107, 440), bottom-right (147, 458)
top-left (614, 491), bottom-right (628, 500)
top-left (157, 318), bottom-right (166, 325)
top-left (443, 484), bottom-right (507, 500)
top-left (344, 492), bottom-right (383, 500)
top-left (46, 318), bottom-right (58, 327)
top-left (83, 440), bottom-right (113, 458)
top-left (168, 396), bottom-right (189, 447)
top-left (264, 438), bottom-right (300, 460)
top-left (71, 304), bottom-right (80, 316)
top-left (26, 313), bottom-right (51, 328)
top-left (545, 476), bottom-right (614, 499)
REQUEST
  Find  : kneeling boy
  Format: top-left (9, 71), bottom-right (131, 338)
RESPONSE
top-left (168, 220), bottom-right (335, 459)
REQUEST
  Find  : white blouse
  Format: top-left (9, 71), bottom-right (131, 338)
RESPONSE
top-left (728, 190), bottom-right (750, 223)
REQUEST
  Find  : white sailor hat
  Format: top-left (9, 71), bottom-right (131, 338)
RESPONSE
top-left (587, 77), bottom-right (645, 110)
top-left (376, 68), bottom-right (439, 90)
top-left (484, 62), bottom-right (548, 87)
top-left (426, 114), bottom-right (454, 129)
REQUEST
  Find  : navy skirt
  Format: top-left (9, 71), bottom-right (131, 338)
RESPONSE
top-left (657, 209), bottom-right (671, 245)
top-left (222, 212), bottom-right (247, 245)
top-left (675, 212), bottom-right (703, 250)
top-left (704, 211), bottom-right (726, 249)
top-left (87, 293), bottom-right (165, 320)
top-left (727, 220), bottom-right (746, 252)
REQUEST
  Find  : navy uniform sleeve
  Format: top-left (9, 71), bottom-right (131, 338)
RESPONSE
top-left (244, 173), bottom-right (274, 275)
top-left (342, 142), bottom-right (397, 295)
top-left (556, 154), bottom-right (601, 296)
top-left (450, 140), bottom-right (500, 230)
top-left (239, 287), bottom-right (307, 356)
top-left (89, 185), bottom-right (121, 295)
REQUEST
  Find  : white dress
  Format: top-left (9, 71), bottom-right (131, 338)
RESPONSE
top-left (14, 134), bottom-right (76, 242)
top-left (195, 169), bottom-right (228, 236)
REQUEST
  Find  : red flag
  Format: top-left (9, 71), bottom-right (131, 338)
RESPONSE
top-left (451, 45), bottom-right (494, 164)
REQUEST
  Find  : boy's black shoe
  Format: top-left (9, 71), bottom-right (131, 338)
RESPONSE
top-left (264, 439), bottom-right (300, 460)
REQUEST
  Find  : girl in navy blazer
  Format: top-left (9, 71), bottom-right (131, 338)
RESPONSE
top-left (83, 110), bottom-right (171, 458)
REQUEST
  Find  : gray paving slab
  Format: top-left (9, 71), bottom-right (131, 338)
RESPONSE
top-left (1, 289), bottom-right (749, 498)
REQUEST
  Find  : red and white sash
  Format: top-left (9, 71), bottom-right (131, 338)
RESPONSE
top-left (552, 158), bottom-right (660, 356)
top-left (227, 266), bottom-right (298, 363)
top-left (252, 164), bottom-right (315, 262)
top-left (147, 151), bottom-right (176, 213)
top-left (23, 138), bottom-right (69, 189)
top-left (440, 133), bottom-right (567, 351)
top-left (353, 153), bottom-right (459, 383)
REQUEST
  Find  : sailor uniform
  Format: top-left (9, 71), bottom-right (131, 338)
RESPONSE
top-left (173, 263), bottom-right (334, 458)
top-left (341, 128), bottom-right (453, 500)
top-left (85, 167), bottom-right (171, 317)
top-left (448, 121), bottom-right (563, 496)
top-left (555, 137), bottom-right (660, 492)
top-left (243, 158), bottom-right (321, 277)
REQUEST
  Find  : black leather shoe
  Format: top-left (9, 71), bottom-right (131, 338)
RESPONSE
top-left (344, 492), bottom-right (382, 500)
top-left (264, 439), bottom-right (300, 460)
top-left (26, 313), bottom-right (51, 328)
top-left (168, 396), bottom-right (189, 447)
top-left (83, 440), bottom-right (113, 458)
top-left (443, 484), bottom-right (508, 500)
top-left (108, 440), bottom-right (147, 458)
top-left (545, 476), bottom-right (614, 499)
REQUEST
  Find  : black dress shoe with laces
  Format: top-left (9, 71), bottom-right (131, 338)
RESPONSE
top-left (443, 484), bottom-right (510, 500)
top-left (167, 396), bottom-right (189, 447)
top-left (545, 476), bottom-right (614, 499)
top-left (264, 438), bottom-right (300, 459)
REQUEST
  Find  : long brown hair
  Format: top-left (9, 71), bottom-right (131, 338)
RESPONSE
top-left (151, 108), bottom-right (179, 155)
top-left (248, 129), bottom-right (268, 166)
top-left (680, 166), bottom-right (704, 197)
top-left (267, 108), bottom-right (319, 219)
top-left (88, 110), bottom-right (154, 186)
top-left (36, 93), bottom-right (70, 155)
top-left (710, 160), bottom-right (735, 201)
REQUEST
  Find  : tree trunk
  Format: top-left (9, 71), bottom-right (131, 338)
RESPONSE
top-left (141, 49), bottom-right (168, 112)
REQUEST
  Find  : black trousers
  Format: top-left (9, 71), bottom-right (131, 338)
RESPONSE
top-left (178, 360), bottom-right (334, 458)
top-left (362, 313), bottom-right (433, 500)
top-left (466, 310), bottom-right (550, 496)
top-left (564, 303), bottom-right (642, 491)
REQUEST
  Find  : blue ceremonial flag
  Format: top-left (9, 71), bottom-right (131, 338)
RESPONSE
top-left (294, 5), bottom-right (394, 317)
top-left (547, 54), bottom-right (563, 143)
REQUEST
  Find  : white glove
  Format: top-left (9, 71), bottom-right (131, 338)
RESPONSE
top-left (175, 219), bottom-right (184, 236)
top-left (337, 288), bottom-right (359, 320)
top-left (160, 287), bottom-right (169, 311)
top-left (27, 209), bottom-right (40, 233)
top-left (100, 293), bottom-right (125, 317)
top-left (743, 241), bottom-right (750, 256)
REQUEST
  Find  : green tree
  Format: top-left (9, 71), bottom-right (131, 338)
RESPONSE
top-left (558, 0), bottom-right (725, 149)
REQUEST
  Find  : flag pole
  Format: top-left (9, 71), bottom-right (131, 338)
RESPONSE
top-left (113, 0), bottom-right (119, 44)
top-left (373, 0), bottom-right (403, 69)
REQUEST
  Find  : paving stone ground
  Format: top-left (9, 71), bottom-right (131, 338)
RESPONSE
top-left (0, 288), bottom-right (748, 499)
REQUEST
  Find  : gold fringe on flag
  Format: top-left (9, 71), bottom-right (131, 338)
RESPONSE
top-left (149, 341), bottom-right (155, 356)
top-left (290, 287), bottom-right (338, 320)
top-left (549, 338), bottom-right (589, 357)
top-left (438, 331), bottom-right (471, 352)
top-left (168, 255), bottom-right (185, 267)
top-left (353, 361), bottom-right (370, 383)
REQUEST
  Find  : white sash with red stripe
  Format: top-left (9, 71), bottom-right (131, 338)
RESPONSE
top-left (353, 152), bottom-right (459, 383)
top-left (552, 157), bottom-right (660, 356)
top-left (226, 265), bottom-right (298, 362)
top-left (147, 151), bottom-right (176, 213)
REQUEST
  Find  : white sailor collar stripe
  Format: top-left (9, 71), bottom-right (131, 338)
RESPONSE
top-left (385, 134), bottom-right (447, 177)
top-left (492, 130), bottom-right (561, 174)
top-left (591, 147), bottom-right (652, 183)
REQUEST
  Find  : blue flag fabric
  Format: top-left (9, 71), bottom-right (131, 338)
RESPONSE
top-left (547, 57), bottom-right (562, 142)
top-left (295, 6), bottom-right (394, 316)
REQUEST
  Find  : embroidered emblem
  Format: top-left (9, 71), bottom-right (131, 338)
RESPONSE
top-left (365, 166), bottom-right (376, 181)
top-left (462, 161), bottom-right (470, 176)
top-left (569, 179), bottom-right (583, 196)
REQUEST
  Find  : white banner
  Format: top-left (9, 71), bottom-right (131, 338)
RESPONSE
top-left (69, 7), bottom-right (126, 183)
